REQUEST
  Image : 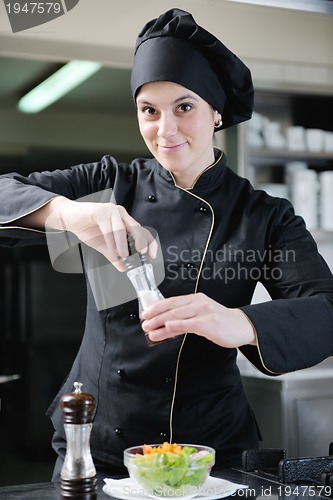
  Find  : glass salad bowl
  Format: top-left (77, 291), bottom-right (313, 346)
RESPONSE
top-left (123, 442), bottom-right (215, 497)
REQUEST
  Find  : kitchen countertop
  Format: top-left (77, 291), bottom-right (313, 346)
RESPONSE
top-left (0, 469), bottom-right (331, 500)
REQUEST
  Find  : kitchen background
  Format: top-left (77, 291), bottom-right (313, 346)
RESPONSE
top-left (0, 0), bottom-right (333, 487)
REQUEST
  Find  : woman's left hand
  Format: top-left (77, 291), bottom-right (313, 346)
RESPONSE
top-left (141, 292), bottom-right (256, 348)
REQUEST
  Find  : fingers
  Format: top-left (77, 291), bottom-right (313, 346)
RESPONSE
top-left (146, 318), bottom-right (197, 342)
top-left (141, 295), bottom-right (197, 337)
top-left (141, 293), bottom-right (226, 344)
top-left (108, 206), bottom-right (158, 261)
top-left (142, 294), bottom-right (197, 320)
top-left (107, 207), bottom-right (130, 258)
top-left (93, 204), bottom-right (128, 261)
top-left (143, 294), bottom-right (257, 348)
top-left (129, 225), bottom-right (158, 259)
top-left (56, 200), bottom-right (158, 270)
top-left (79, 230), bottom-right (125, 271)
top-left (83, 203), bottom-right (158, 267)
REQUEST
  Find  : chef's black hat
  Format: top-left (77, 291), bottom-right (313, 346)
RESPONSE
top-left (131, 8), bottom-right (254, 129)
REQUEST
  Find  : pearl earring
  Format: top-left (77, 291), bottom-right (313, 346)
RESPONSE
top-left (214, 118), bottom-right (223, 129)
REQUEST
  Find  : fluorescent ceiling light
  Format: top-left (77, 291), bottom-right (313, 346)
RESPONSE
top-left (18, 60), bottom-right (102, 113)
top-left (224, 0), bottom-right (333, 14)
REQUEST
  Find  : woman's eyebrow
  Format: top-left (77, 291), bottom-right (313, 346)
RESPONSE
top-left (137, 94), bottom-right (199, 106)
top-left (173, 94), bottom-right (199, 103)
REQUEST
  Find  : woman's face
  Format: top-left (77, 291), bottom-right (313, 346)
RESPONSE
top-left (136, 81), bottom-right (218, 188)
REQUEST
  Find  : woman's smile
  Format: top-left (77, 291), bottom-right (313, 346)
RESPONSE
top-left (157, 142), bottom-right (188, 152)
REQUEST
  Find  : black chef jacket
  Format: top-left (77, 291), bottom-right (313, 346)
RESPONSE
top-left (0, 149), bottom-right (332, 469)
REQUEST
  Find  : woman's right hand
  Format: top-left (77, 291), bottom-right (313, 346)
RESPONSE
top-left (20, 196), bottom-right (157, 271)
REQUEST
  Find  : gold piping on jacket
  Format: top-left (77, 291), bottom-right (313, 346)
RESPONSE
top-left (188, 148), bottom-right (223, 190)
top-left (168, 184), bottom-right (215, 443)
top-left (0, 226), bottom-right (46, 234)
top-left (237, 311), bottom-right (285, 376)
top-left (167, 148), bottom-right (277, 438)
top-left (256, 348), bottom-right (285, 375)
top-left (237, 347), bottom-right (285, 377)
top-left (0, 225), bottom-right (64, 236)
top-left (0, 197), bottom-right (59, 228)
top-left (170, 149), bottom-right (223, 192)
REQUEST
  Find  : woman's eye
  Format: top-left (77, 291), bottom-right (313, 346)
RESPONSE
top-left (179, 103), bottom-right (192, 112)
top-left (142, 107), bottom-right (156, 116)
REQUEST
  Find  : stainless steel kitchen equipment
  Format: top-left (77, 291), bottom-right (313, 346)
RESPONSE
top-left (240, 360), bottom-right (333, 458)
top-left (241, 446), bottom-right (333, 496)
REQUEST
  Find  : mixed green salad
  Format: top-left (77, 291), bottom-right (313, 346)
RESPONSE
top-left (126, 443), bottom-right (215, 495)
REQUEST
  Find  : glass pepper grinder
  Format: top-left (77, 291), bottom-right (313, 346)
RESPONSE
top-left (122, 235), bottom-right (165, 347)
top-left (60, 382), bottom-right (97, 499)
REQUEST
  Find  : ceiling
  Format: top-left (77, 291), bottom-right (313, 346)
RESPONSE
top-left (0, 56), bottom-right (135, 115)
top-left (0, 55), bottom-right (143, 175)
top-left (226, 0), bottom-right (333, 13)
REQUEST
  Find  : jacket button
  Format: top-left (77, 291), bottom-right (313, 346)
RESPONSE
top-left (147, 194), bottom-right (156, 202)
top-left (159, 432), bottom-right (167, 439)
top-left (164, 377), bottom-right (172, 385)
top-left (114, 428), bottom-right (123, 436)
top-left (116, 369), bottom-right (126, 377)
top-left (199, 205), bottom-right (208, 213)
top-left (129, 313), bottom-right (137, 320)
top-left (186, 263), bottom-right (195, 270)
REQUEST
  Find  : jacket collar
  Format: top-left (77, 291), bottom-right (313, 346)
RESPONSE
top-left (154, 148), bottom-right (227, 189)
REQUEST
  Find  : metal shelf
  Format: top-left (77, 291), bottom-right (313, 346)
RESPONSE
top-left (248, 148), bottom-right (333, 164)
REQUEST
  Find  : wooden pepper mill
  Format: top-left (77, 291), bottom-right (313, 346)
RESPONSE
top-left (60, 382), bottom-right (97, 499)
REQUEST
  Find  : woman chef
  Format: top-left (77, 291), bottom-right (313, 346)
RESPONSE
top-left (0, 8), bottom-right (332, 480)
